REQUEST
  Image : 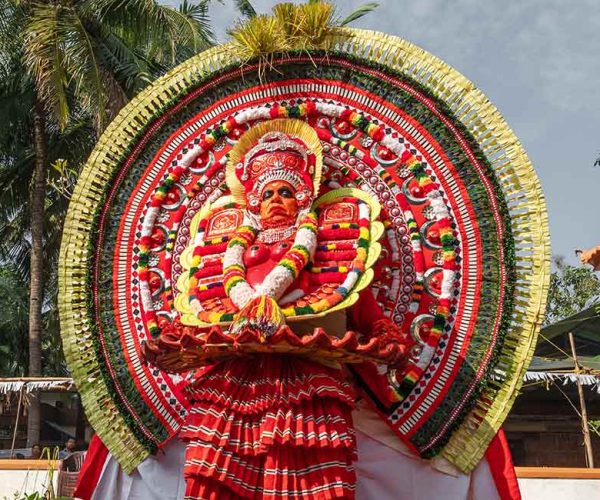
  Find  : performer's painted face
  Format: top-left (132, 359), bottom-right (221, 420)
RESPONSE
top-left (259, 180), bottom-right (298, 228)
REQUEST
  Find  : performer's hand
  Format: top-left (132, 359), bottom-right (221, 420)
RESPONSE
top-left (370, 318), bottom-right (409, 368)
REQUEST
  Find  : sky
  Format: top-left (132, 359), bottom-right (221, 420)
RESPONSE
top-left (164, 0), bottom-right (600, 265)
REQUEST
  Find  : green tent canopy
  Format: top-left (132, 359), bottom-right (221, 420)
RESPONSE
top-left (533, 302), bottom-right (600, 372)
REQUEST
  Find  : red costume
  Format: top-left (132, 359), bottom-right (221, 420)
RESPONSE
top-left (60, 10), bottom-right (550, 499)
top-left (164, 120), bottom-right (407, 498)
top-left (182, 356), bottom-right (356, 498)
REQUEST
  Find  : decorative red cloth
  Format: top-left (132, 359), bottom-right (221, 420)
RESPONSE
top-left (73, 434), bottom-right (110, 500)
top-left (181, 354), bottom-right (357, 499)
top-left (484, 429), bottom-right (522, 500)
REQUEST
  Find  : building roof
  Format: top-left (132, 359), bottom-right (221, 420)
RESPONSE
top-left (534, 302), bottom-right (600, 372)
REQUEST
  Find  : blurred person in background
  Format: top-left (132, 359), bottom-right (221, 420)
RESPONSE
top-left (30, 444), bottom-right (42, 459)
top-left (59, 438), bottom-right (76, 460)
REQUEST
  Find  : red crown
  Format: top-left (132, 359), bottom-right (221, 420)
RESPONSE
top-left (234, 132), bottom-right (317, 211)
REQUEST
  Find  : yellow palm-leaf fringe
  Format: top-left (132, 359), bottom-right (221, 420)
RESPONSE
top-left (229, 1), bottom-right (343, 77)
top-left (229, 14), bottom-right (287, 76)
top-left (59, 25), bottom-right (550, 473)
top-left (273, 2), bottom-right (337, 50)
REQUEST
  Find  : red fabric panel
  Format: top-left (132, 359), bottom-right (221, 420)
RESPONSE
top-left (484, 429), bottom-right (521, 500)
top-left (73, 434), bottom-right (110, 500)
top-left (349, 289), bottom-right (386, 335)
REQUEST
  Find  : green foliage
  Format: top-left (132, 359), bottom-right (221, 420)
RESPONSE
top-left (0, 105), bottom-right (96, 282)
top-left (0, 265), bottom-right (67, 376)
top-left (339, 2), bottom-right (378, 26)
top-left (0, 266), bottom-right (29, 376)
top-left (544, 255), bottom-right (600, 326)
top-left (5, 0), bottom-right (215, 131)
top-left (0, 0), bottom-right (218, 377)
top-left (10, 493), bottom-right (45, 500)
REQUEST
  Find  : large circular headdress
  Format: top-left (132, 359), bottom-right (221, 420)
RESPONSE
top-left (59, 12), bottom-right (550, 474)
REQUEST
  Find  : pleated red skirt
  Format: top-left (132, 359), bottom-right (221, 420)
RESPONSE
top-left (181, 355), bottom-right (357, 499)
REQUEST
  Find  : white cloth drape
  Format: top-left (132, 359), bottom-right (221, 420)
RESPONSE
top-left (354, 430), bottom-right (498, 500)
top-left (90, 438), bottom-right (186, 500)
top-left (88, 427), bottom-right (498, 500)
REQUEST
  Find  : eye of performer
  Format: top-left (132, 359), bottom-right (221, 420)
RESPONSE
top-left (278, 186), bottom-right (293, 198)
top-left (261, 186), bottom-right (294, 201)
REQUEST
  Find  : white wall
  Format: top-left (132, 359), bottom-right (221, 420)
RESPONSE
top-left (519, 478), bottom-right (600, 500)
top-left (0, 468), bottom-right (59, 498)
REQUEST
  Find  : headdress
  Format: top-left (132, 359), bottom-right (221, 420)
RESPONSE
top-left (226, 119), bottom-right (322, 211)
top-left (59, 24), bottom-right (550, 475)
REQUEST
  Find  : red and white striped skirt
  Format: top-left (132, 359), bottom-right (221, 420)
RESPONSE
top-left (181, 355), bottom-right (357, 499)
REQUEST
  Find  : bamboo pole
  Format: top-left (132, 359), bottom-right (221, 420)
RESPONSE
top-left (568, 331), bottom-right (595, 468)
top-left (10, 387), bottom-right (24, 458)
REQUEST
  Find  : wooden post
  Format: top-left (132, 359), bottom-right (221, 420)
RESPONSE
top-left (568, 332), bottom-right (595, 468)
top-left (10, 386), bottom-right (24, 458)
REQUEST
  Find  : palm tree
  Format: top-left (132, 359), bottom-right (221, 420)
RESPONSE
top-left (0, 265), bottom-right (65, 377)
top-left (0, 0), bottom-right (215, 446)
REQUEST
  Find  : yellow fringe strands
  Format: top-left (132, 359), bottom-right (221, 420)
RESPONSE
top-left (273, 2), bottom-right (337, 49)
top-left (229, 15), bottom-right (288, 62)
top-left (229, 1), bottom-right (343, 74)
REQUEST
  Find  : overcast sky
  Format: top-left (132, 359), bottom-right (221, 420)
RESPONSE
top-left (163, 0), bottom-right (600, 265)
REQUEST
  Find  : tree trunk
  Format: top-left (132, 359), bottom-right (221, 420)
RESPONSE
top-left (27, 97), bottom-right (48, 446)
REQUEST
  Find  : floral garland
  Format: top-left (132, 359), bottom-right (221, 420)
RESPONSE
top-left (385, 150), bottom-right (458, 401)
top-left (221, 211), bottom-right (318, 315)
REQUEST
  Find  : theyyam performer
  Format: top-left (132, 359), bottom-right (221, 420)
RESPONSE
top-left (58, 3), bottom-right (550, 499)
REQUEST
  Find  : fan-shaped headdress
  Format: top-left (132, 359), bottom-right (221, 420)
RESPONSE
top-left (59, 13), bottom-right (550, 478)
